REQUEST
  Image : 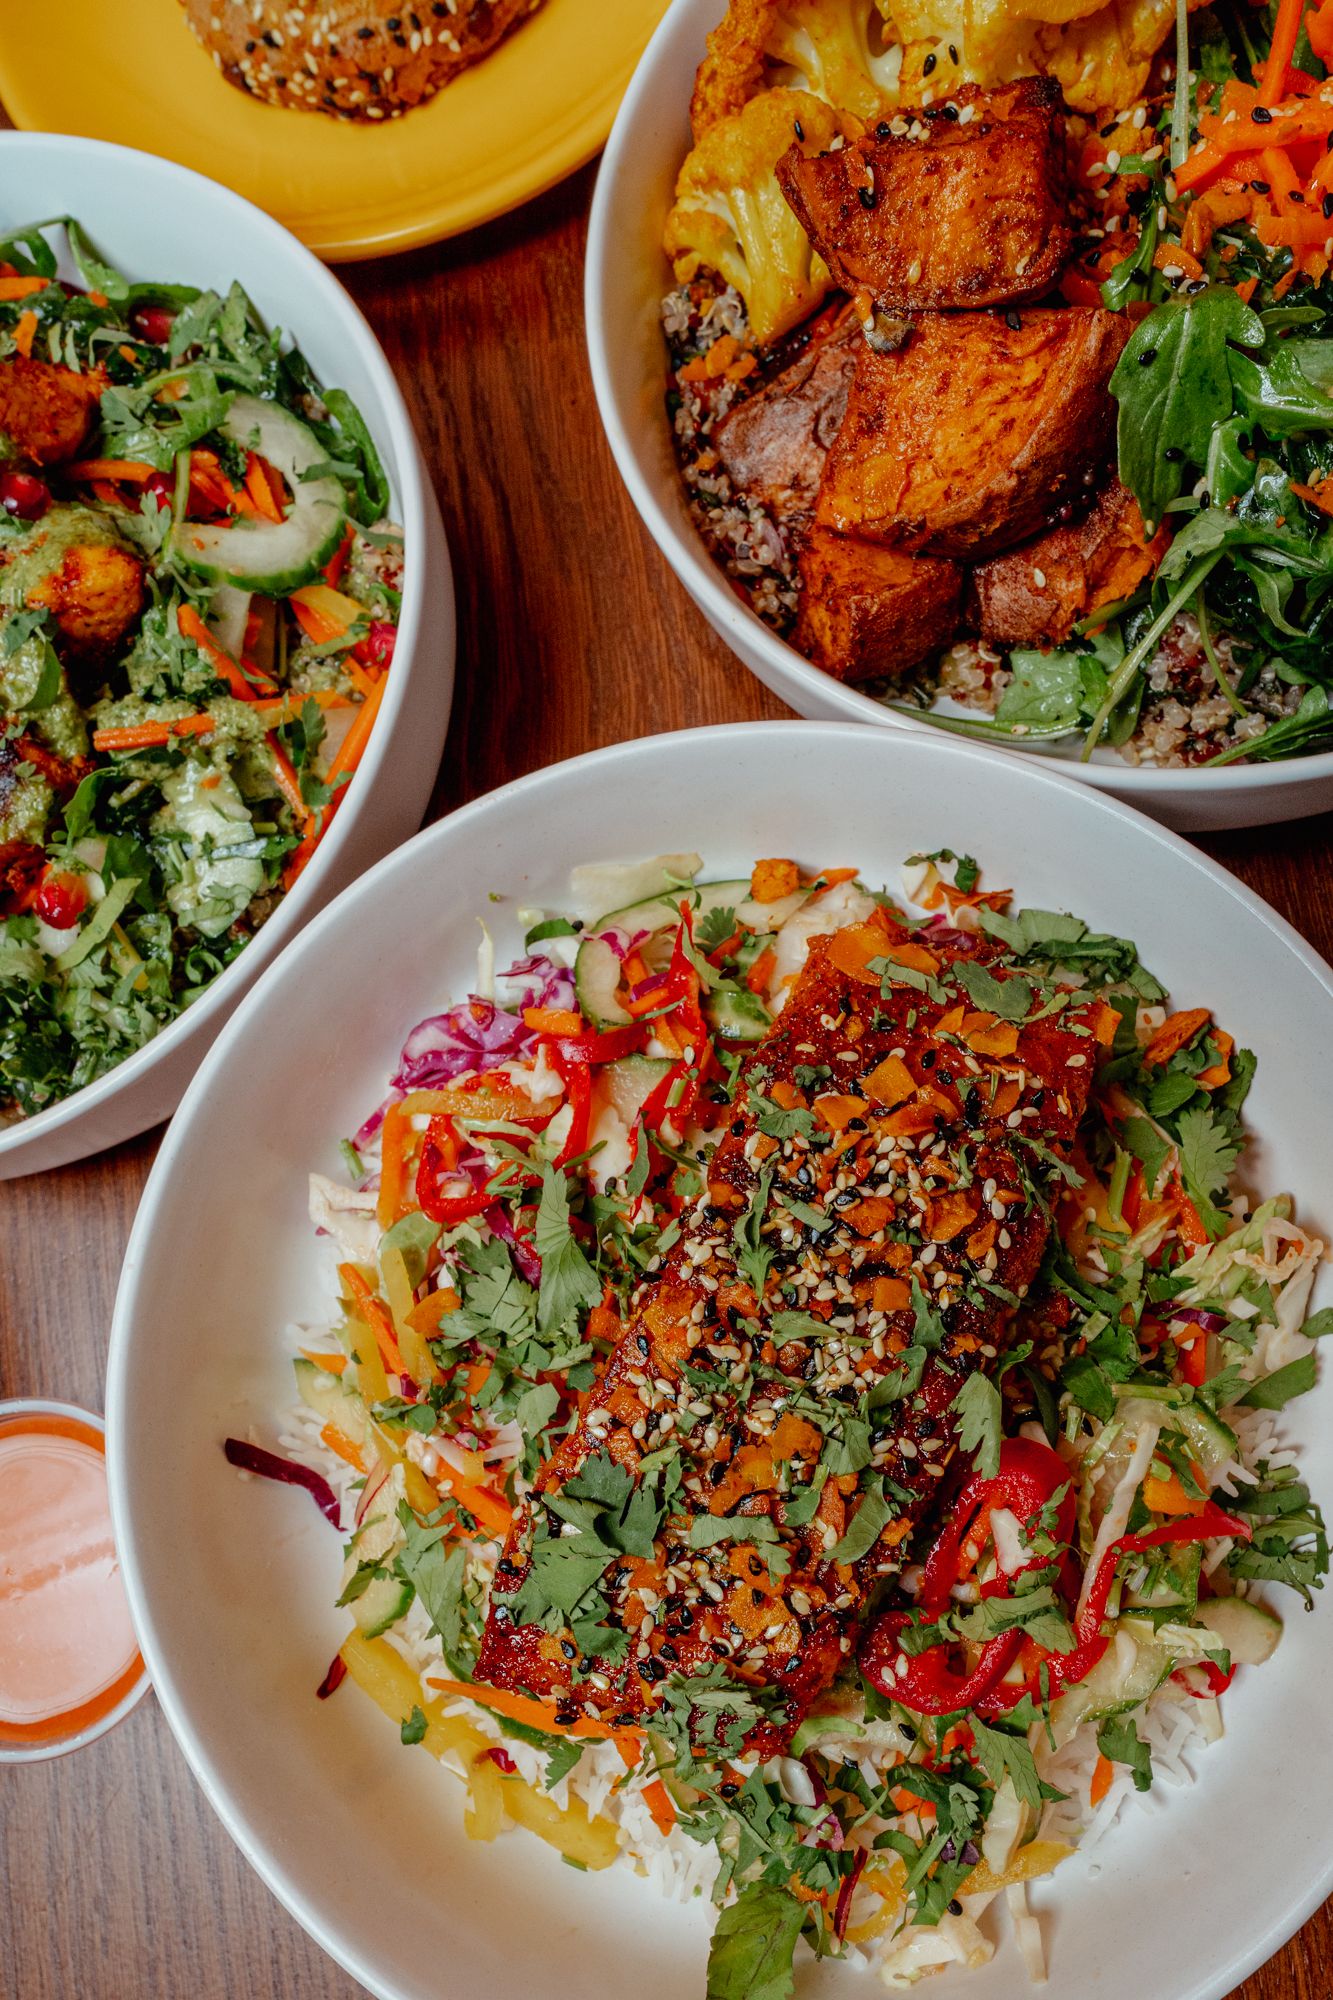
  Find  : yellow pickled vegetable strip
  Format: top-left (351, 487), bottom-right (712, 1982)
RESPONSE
top-left (464, 1751), bottom-right (506, 1843)
top-left (338, 1631), bottom-right (490, 1769)
top-left (497, 1771), bottom-right (620, 1871)
top-left (381, 1245), bottom-right (441, 1390)
top-left (844, 1863), bottom-right (906, 1945)
top-left (959, 1840), bottom-right (1073, 1898)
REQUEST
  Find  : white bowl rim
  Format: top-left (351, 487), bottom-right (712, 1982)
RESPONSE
top-left (0, 130), bottom-right (447, 1166)
top-left (582, 0), bottom-right (1333, 806)
top-left (0, 1397), bottom-right (152, 1763)
top-left (107, 717), bottom-right (1333, 2000)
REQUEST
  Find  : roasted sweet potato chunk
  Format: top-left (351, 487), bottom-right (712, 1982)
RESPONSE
top-left (970, 478), bottom-right (1170, 647)
top-left (817, 308), bottom-right (1130, 559)
top-left (713, 307), bottom-right (860, 527)
top-left (794, 525), bottom-right (961, 682)
top-left (0, 356), bottom-right (101, 467)
top-left (777, 78), bottom-right (1071, 313)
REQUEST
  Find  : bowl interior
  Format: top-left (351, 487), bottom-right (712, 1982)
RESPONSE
top-left (0, 134), bottom-right (447, 1173)
top-left (111, 723), bottom-right (1333, 2000)
top-left (583, 0), bottom-right (1333, 822)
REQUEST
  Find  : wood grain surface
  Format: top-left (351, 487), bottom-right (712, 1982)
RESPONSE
top-left (2, 161), bottom-right (1332, 2000)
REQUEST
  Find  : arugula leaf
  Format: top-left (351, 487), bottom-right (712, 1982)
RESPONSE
top-left (706, 1881), bottom-right (806, 2000)
top-left (1239, 1353), bottom-right (1318, 1410)
top-left (827, 1478), bottom-right (894, 1563)
top-left (534, 1165), bottom-right (603, 1336)
top-left (1096, 1715), bottom-right (1154, 1792)
top-left (952, 1372), bottom-right (1002, 1480)
top-left (1109, 286), bottom-right (1266, 531)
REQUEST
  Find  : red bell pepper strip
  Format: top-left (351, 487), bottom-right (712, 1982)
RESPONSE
top-left (415, 1114), bottom-right (490, 1226)
top-left (919, 1440), bottom-right (1075, 1614)
top-left (546, 1023), bottom-right (646, 1065)
top-left (548, 1047), bottom-right (593, 1168)
top-left (1121, 1159), bottom-right (1144, 1231)
top-left (863, 1607), bottom-right (1024, 1715)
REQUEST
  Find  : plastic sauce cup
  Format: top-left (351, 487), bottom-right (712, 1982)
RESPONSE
top-left (0, 1401), bottom-right (149, 1760)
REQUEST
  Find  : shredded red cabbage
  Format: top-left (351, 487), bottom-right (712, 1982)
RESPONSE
top-left (486, 1204), bottom-right (542, 1285)
top-left (596, 925), bottom-right (651, 963)
top-left (1171, 1307), bottom-right (1227, 1333)
top-left (224, 1437), bottom-right (342, 1529)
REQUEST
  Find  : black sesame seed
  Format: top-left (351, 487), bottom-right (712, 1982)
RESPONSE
top-left (923, 51), bottom-right (936, 74)
top-left (1163, 445), bottom-right (1184, 461)
top-left (637, 1333), bottom-right (651, 1356)
top-left (261, 27), bottom-right (278, 44)
top-left (387, 13), bottom-right (401, 24)
top-left (1004, 309), bottom-right (1023, 331)
top-left (876, 120), bottom-right (891, 138)
top-left (1200, 490), bottom-right (1212, 508)
top-left (949, 43), bottom-right (958, 61)
top-left (1138, 346), bottom-right (1158, 366)
top-left (1100, 120), bottom-right (1118, 137)
top-left (560, 1639), bottom-right (577, 1659)
top-left (614, 1711), bottom-right (636, 1726)
top-left (1323, 192), bottom-right (1333, 218)
top-left (794, 118), bottom-right (805, 141)
top-left (858, 185), bottom-right (877, 209)
top-left (730, 1119), bottom-right (745, 1136)
top-left (244, 36), bottom-right (256, 50)
top-left (392, 30), bottom-right (408, 45)
top-left (357, 22), bottom-right (374, 35)
top-left (677, 1608), bottom-right (694, 1629)
top-left (1291, 188), bottom-right (1307, 203)
top-left (920, 1049), bottom-right (937, 1070)
top-left (709, 1463), bottom-right (728, 1485)
top-left (948, 1899), bottom-right (964, 1916)
top-left (1252, 105), bottom-right (1274, 122)
top-left (719, 1781), bottom-right (740, 1799)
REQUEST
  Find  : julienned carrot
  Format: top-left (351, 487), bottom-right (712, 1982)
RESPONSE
top-left (268, 738), bottom-right (313, 829)
top-left (522, 1006), bottom-right (584, 1035)
top-left (301, 1348), bottom-right (347, 1374)
top-left (1090, 1754), bottom-right (1115, 1808)
top-left (425, 1676), bottom-right (643, 1761)
top-left (432, 1462), bottom-right (514, 1540)
top-left (251, 690), bottom-right (355, 720)
top-left (319, 1421), bottom-right (366, 1473)
top-left (14, 311), bottom-right (37, 359)
top-left (177, 601), bottom-right (276, 700)
top-left (243, 451), bottom-right (285, 524)
top-left (93, 713), bottom-right (215, 752)
top-left (0, 274), bottom-right (47, 300)
top-left (339, 1262), bottom-right (404, 1377)
top-left (281, 667), bottom-right (388, 890)
top-left (64, 457), bottom-right (156, 484)
top-left (1261, 0), bottom-right (1308, 105)
top-left (642, 1778), bottom-right (677, 1836)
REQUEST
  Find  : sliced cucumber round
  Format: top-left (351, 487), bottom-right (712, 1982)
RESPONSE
top-left (343, 1461), bottom-right (412, 1638)
top-left (1194, 1595), bottom-right (1282, 1666)
top-left (600, 1054), bottom-right (675, 1126)
top-left (1115, 1387), bottom-right (1237, 1482)
top-left (171, 395), bottom-right (347, 594)
top-left (294, 1356), bottom-right (370, 1451)
top-left (1049, 1622), bottom-right (1173, 1744)
top-left (573, 880), bottom-right (755, 1031)
top-left (705, 984), bottom-right (772, 1042)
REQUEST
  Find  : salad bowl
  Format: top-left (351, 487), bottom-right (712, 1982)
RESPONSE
top-left (0, 133), bottom-right (454, 1179)
top-left (108, 721), bottom-right (1333, 2000)
top-left (584, 0), bottom-right (1333, 833)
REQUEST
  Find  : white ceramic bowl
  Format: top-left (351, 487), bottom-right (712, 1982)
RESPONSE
top-left (584, 0), bottom-right (1333, 833)
top-left (0, 133), bottom-right (455, 1179)
top-left (109, 722), bottom-right (1333, 2000)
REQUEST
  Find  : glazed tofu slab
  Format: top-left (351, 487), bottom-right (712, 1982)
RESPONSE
top-left (817, 308), bottom-right (1130, 558)
top-left (777, 79), bottom-right (1072, 314)
top-left (478, 903), bottom-right (1105, 1751)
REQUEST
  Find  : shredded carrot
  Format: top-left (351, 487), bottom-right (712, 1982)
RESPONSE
top-left (642, 1778), bottom-right (677, 1836)
top-left (13, 310), bottom-right (38, 359)
top-left (64, 457), bottom-right (156, 484)
top-left (319, 1421), bottom-right (366, 1473)
top-left (431, 1464), bottom-right (514, 1540)
top-left (1142, 1007), bottom-right (1211, 1067)
top-left (268, 739), bottom-right (313, 828)
top-left (251, 690), bottom-right (355, 720)
top-left (376, 1101), bottom-right (413, 1230)
top-left (425, 1676), bottom-right (642, 1761)
top-left (92, 713), bottom-right (215, 752)
top-left (1143, 1466), bottom-right (1208, 1516)
top-left (281, 673), bottom-right (387, 891)
top-left (300, 1348), bottom-right (348, 1374)
top-left (339, 1263), bottom-right (404, 1377)
top-left (0, 274), bottom-right (47, 300)
top-left (746, 948), bottom-right (775, 994)
top-left (1261, 0), bottom-right (1308, 105)
top-left (522, 1006), bottom-right (584, 1035)
top-left (177, 602), bottom-right (275, 700)
top-left (1170, 1174), bottom-right (1212, 1248)
top-left (243, 451), bottom-right (285, 524)
top-left (1090, 1754), bottom-right (1114, 1807)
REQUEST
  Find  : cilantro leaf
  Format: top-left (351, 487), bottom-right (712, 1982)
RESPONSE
top-left (688, 1513), bottom-right (791, 1582)
top-left (1175, 1104), bottom-right (1241, 1206)
top-left (697, 904), bottom-right (738, 951)
top-left (828, 1478), bottom-right (894, 1563)
top-left (966, 1713), bottom-right (1057, 1812)
top-left (952, 1372), bottom-right (1002, 1480)
top-left (732, 1167), bottom-right (775, 1297)
top-left (400, 1704), bottom-right (428, 1745)
top-left (706, 1881), bottom-right (806, 2000)
top-left (953, 960), bottom-right (1033, 1022)
top-left (534, 1164), bottom-right (603, 1336)
top-left (544, 1737), bottom-right (585, 1789)
top-left (1096, 1714), bottom-right (1154, 1792)
top-left (394, 1502), bottom-right (468, 1669)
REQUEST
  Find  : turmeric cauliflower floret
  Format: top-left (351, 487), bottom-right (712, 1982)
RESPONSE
top-left (664, 88), bottom-right (854, 346)
top-left (881, 0), bottom-right (1189, 109)
top-left (691, 0), bottom-right (902, 133)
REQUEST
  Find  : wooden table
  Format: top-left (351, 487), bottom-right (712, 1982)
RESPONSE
top-left (2, 162), bottom-right (1331, 2000)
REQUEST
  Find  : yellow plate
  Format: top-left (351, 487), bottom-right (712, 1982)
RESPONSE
top-left (0, 0), bottom-right (669, 261)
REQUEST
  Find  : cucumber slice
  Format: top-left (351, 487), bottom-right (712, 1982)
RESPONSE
top-left (171, 395), bottom-right (347, 594)
top-left (1115, 1388), bottom-right (1236, 1481)
top-left (1194, 1595), bottom-right (1282, 1666)
top-left (574, 880), bottom-right (755, 1031)
top-left (1049, 1622), bottom-right (1173, 1743)
top-left (343, 1462), bottom-right (412, 1638)
top-left (705, 984), bottom-right (771, 1042)
top-left (293, 1356), bottom-right (370, 1452)
top-left (601, 1053), bottom-right (674, 1125)
top-left (208, 582), bottom-right (252, 658)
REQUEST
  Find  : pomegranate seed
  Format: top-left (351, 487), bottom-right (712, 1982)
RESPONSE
top-left (0, 469), bottom-right (50, 521)
top-left (354, 620), bottom-right (397, 671)
top-left (141, 471), bottom-right (174, 514)
top-left (34, 871), bottom-right (88, 931)
top-left (484, 1746), bottom-right (517, 1773)
top-left (130, 304), bottom-right (175, 345)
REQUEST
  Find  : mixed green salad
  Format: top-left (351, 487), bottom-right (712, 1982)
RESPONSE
top-left (0, 215), bottom-right (401, 1122)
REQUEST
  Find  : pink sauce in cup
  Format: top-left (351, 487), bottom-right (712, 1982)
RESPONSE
top-left (0, 1406), bottom-right (144, 1754)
